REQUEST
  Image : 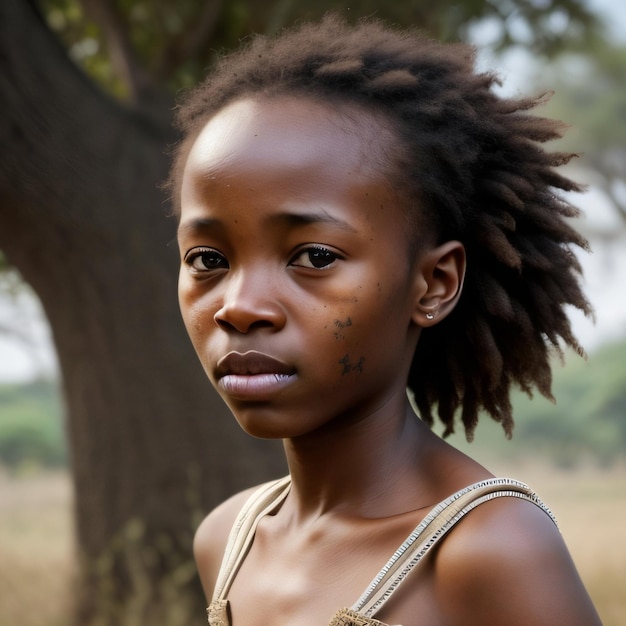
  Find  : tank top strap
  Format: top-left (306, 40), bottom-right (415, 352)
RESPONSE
top-left (350, 477), bottom-right (557, 619)
top-left (212, 475), bottom-right (292, 602)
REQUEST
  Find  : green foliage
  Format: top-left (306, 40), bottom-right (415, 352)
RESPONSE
top-left (532, 38), bottom-right (626, 220)
top-left (512, 340), bottom-right (626, 467)
top-left (0, 379), bottom-right (66, 471)
top-left (44, 0), bottom-right (129, 97)
top-left (537, 42), bottom-right (626, 150)
top-left (0, 266), bottom-right (32, 305)
top-left (447, 339), bottom-right (626, 468)
top-left (38, 0), bottom-right (601, 100)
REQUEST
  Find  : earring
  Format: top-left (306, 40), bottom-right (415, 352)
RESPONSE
top-left (426, 312), bottom-right (435, 320)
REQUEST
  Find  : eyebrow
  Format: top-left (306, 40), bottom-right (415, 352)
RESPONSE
top-left (177, 217), bottom-right (221, 240)
top-left (268, 210), bottom-right (357, 233)
top-left (178, 211), bottom-right (357, 239)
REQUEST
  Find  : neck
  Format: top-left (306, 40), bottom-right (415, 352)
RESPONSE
top-left (281, 393), bottom-right (440, 521)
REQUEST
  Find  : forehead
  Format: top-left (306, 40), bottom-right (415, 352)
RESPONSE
top-left (182, 95), bottom-right (399, 186)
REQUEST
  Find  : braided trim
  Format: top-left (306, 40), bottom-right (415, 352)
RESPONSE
top-left (352, 478), bottom-right (556, 617)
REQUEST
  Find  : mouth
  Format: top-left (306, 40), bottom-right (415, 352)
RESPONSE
top-left (216, 351), bottom-right (295, 378)
top-left (215, 351), bottom-right (296, 400)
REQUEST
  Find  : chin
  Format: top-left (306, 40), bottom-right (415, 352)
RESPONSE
top-left (229, 406), bottom-right (313, 440)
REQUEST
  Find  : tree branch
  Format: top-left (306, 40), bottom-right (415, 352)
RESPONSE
top-left (162, 0), bottom-right (225, 78)
top-left (80, 0), bottom-right (154, 103)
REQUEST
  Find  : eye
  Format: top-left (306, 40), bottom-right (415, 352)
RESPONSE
top-left (184, 247), bottom-right (229, 272)
top-left (290, 246), bottom-right (341, 270)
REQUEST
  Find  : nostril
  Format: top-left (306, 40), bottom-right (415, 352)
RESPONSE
top-left (213, 306), bottom-right (284, 334)
top-left (215, 318), bottom-right (269, 333)
top-left (248, 319), bottom-right (275, 330)
top-left (214, 317), bottom-right (236, 332)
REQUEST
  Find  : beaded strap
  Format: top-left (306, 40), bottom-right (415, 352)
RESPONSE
top-left (207, 476), bottom-right (556, 625)
top-left (328, 607), bottom-right (396, 626)
top-left (206, 599), bottom-right (229, 626)
top-left (351, 477), bottom-right (557, 617)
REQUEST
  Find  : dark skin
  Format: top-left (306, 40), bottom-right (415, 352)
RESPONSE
top-left (178, 96), bottom-right (601, 625)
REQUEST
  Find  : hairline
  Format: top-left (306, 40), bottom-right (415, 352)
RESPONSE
top-left (173, 90), bottom-right (436, 251)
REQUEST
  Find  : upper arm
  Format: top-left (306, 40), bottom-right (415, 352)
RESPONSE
top-left (433, 496), bottom-right (602, 626)
top-left (193, 487), bottom-right (258, 602)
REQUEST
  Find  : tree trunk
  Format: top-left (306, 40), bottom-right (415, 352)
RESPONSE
top-left (0, 2), bottom-right (285, 624)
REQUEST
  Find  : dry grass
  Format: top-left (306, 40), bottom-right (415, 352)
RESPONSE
top-left (0, 465), bottom-right (624, 625)
top-left (0, 470), bottom-right (75, 626)
top-left (487, 460), bottom-right (626, 626)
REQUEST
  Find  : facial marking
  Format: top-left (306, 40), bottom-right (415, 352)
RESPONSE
top-left (334, 317), bottom-right (352, 340)
top-left (339, 354), bottom-right (365, 375)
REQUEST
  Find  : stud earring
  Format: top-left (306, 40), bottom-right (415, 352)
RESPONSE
top-left (426, 312), bottom-right (435, 320)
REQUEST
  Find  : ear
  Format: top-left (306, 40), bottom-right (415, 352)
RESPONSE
top-left (411, 240), bottom-right (466, 327)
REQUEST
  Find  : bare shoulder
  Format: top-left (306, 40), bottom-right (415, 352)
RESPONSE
top-left (433, 493), bottom-right (602, 626)
top-left (193, 485), bottom-right (261, 602)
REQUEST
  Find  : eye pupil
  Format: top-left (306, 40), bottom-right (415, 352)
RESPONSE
top-left (202, 252), bottom-right (222, 268)
top-left (289, 246), bottom-right (339, 270)
top-left (309, 248), bottom-right (334, 268)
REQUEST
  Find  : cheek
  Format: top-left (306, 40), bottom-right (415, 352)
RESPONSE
top-left (320, 311), bottom-right (369, 376)
top-left (177, 287), bottom-right (195, 334)
top-left (182, 309), bottom-right (202, 342)
top-left (178, 287), bottom-right (213, 343)
top-left (327, 289), bottom-right (413, 366)
top-left (177, 271), bottom-right (191, 317)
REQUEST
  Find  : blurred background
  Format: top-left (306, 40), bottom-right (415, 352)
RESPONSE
top-left (1, 0), bottom-right (624, 624)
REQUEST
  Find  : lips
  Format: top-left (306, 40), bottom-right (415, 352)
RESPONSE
top-left (215, 351), bottom-right (296, 400)
top-left (216, 351), bottom-right (294, 377)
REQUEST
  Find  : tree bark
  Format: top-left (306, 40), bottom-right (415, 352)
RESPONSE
top-left (0, 2), bottom-right (285, 624)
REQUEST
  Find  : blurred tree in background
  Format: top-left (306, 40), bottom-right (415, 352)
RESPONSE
top-left (0, 379), bottom-right (66, 470)
top-left (0, 1), bottom-right (609, 624)
top-left (514, 340), bottom-right (626, 467)
top-left (535, 37), bottom-right (626, 223)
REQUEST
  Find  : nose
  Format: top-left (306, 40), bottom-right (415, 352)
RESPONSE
top-left (213, 271), bottom-right (286, 334)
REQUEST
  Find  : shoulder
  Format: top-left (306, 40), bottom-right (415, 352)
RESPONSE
top-left (193, 484), bottom-right (261, 602)
top-left (433, 491), bottom-right (601, 626)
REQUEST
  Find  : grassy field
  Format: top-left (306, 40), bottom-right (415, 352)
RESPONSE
top-left (0, 465), bottom-right (624, 625)
top-left (486, 461), bottom-right (626, 626)
top-left (0, 470), bottom-right (75, 626)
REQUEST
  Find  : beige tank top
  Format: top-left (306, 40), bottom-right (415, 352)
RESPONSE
top-left (207, 476), bottom-right (557, 626)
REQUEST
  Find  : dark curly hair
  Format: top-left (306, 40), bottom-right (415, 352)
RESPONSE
top-left (167, 14), bottom-right (593, 440)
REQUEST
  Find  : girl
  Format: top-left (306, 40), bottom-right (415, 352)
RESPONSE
top-left (169, 15), bottom-right (601, 626)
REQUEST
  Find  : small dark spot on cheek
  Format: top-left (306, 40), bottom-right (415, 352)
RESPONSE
top-left (339, 354), bottom-right (365, 375)
top-left (334, 317), bottom-right (352, 340)
top-left (335, 317), bottom-right (352, 329)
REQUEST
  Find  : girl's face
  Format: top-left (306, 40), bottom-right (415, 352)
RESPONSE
top-left (177, 95), bottom-right (432, 439)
